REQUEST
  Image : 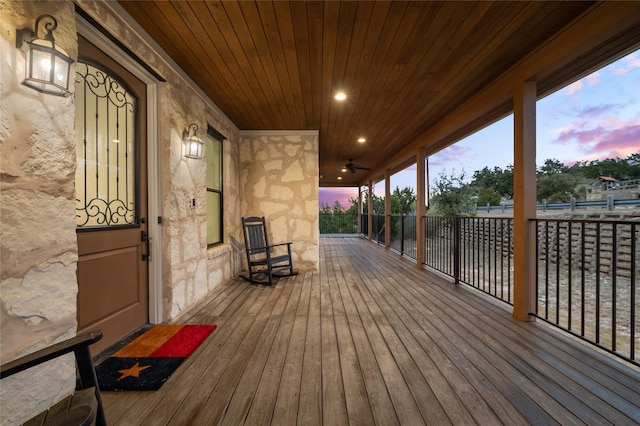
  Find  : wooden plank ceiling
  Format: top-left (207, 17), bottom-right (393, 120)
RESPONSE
top-left (119, 1), bottom-right (596, 187)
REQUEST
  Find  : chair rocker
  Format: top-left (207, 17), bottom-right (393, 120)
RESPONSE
top-left (241, 216), bottom-right (297, 285)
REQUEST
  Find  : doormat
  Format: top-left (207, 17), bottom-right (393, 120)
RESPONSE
top-left (96, 324), bottom-right (216, 391)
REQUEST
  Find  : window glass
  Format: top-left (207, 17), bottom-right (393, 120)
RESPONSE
top-left (75, 62), bottom-right (137, 228)
top-left (206, 191), bottom-right (222, 245)
top-left (206, 128), bottom-right (224, 246)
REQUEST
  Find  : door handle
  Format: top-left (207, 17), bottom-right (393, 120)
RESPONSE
top-left (141, 231), bottom-right (151, 261)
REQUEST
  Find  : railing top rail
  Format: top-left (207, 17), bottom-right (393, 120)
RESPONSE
top-left (529, 217), bottom-right (640, 225)
top-left (478, 198), bottom-right (640, 211)
top-left (422, 215), bottom-right (513, 220)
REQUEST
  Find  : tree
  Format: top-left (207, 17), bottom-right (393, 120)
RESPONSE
top-left (498, 165), bottom-right (514, 198)
top-left (536, 158), bottom-right (583, 202)
top-left (537, 173), bottom-right (579, 202)
top-left (345, 196), bottom-right (359, 215)
top-left (579, 154), bottom-right (640, 180)
top-left (429, 169), bottom-right (476, 216)
top-left (471, 165), bottom-right (513, 198)
top-left (539, 158), bottom-right (569, 175)
top-left (477, 187), bottom-right (501, 206)
top-left (362, 191), bottom-right (385, 214)
top-left (471, 166), bottom-right (501, 190)
top-left (391, 186), bottom-right (416, 214)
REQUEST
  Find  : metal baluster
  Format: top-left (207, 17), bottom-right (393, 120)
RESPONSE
top-left (568, 221), bottom-right (573, 331)
top-left (596, 222), bottom-right (601, 344)
top-left (545, 221), bottom-right (550, 320)
top-left (581, 222), bottom-right (586, 338)
top-left (556, 221), bottom-right (561, 325)
top-left (612, 222), bottom-right (617, 352)
top-left (631, 223), bottom-right (636, 361)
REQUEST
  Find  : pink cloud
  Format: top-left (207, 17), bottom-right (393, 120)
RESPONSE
top-left (586, 71), bottom-right (600, 87)
top-left (612, 52), bottom-right (640, 75)
top-left (579, 104), bottom-right (619, 119)
top-left (566, 80), bottom-right (582, 95)
top-left (319, 187), bottom-right (358, 210)
top-left (429, 145), bottom-right (475, 166)
top-left (552, 119), bottom-right (640, 161)
top-left (564, 71), bottom-right (601, 95)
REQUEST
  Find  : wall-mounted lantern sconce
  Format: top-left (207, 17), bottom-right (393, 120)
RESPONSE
top-left (16, 14), bottom-right (73, 97)
top-left (183, 123), bottom-right (204, 159)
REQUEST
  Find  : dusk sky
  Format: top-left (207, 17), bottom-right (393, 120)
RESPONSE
top-left (320, 50), bottom-right (640, 209)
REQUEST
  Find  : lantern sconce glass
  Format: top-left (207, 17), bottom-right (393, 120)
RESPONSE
top-left (16, 14), bottom-right (74, 97)
top-left (183, 123), bottom-right (204, 159)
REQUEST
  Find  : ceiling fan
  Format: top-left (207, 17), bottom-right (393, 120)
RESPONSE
top-left (344, 159), bottom-right (371, 174)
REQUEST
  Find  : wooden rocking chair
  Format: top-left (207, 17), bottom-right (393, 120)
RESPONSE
top-left (241, 216), bottom-right (297, 285)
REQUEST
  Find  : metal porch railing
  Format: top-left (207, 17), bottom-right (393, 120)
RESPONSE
top-left (362, 213), bottom-right (638, 365)
top-left (319, 212), bottom-right (357, 234)
top-left (532, 218), bottom-right (638, 365)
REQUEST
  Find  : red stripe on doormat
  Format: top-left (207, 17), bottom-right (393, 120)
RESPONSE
top-left (150, 324), bottom-right (216, 357)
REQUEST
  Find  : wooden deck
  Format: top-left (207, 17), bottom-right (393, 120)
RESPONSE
top-left (102, 237), bottom-right (640, 425)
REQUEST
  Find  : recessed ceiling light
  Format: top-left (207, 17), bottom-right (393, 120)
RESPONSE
top-left (357, 137), bottom-right (366, 143)
top-left (337, 176), bottom-right (343, 180)
top-left (341, 167), bottom-right (347, 173)
top-left (334, 92), bottom-right (346, 101)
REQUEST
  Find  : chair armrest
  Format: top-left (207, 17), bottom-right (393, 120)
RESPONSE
top-left (247, 242), bottom-right (291, 254)
top-left (268, 242), bottom-right (292, 249)
top-left (1, 330), bottom-right (103, 379)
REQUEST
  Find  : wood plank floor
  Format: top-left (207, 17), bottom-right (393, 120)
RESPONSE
top-left (102, 237), bottom-right (640, 425)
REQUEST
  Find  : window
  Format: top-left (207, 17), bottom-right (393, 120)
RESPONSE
top-left (206, 127), bottom-right (224, 246)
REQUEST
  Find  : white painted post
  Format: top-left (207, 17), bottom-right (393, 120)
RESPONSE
top-left (513, 81), bottom-right (537, 322)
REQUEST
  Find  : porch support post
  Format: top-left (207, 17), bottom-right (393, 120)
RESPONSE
top-left (416, 149), bottom-right (426, 269)
top-left (513, 80), bottom-right (537, 322)
top-left (385, 169), bottom-right (391, 249)
top-left (357, 186), bottom-right (362, 235)
top-left (367, 179), bottom-right (373, 241)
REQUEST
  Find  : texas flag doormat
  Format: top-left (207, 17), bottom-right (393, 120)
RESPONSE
top-left (96, 324), bottom-right (216, 391)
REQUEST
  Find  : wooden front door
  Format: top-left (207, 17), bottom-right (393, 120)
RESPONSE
top-left (75, 36), bottom-right (149, 354)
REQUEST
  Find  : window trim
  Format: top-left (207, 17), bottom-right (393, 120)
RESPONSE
top-left (206, 126), bottom-right (225, 247)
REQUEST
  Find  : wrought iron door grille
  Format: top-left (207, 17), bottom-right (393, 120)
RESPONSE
top-left (75, 62), bottom-right (137, 228)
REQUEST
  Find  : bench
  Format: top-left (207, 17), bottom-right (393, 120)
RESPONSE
top-left (0, 330), bottom-right (106, 426)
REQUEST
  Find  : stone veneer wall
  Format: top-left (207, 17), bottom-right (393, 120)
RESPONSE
top-left (1, 2), bottom-right (79, 424)
top-left (0, 1), bottom-right (243, 423)
top-left (240, 131), bottom-right (320, 271)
